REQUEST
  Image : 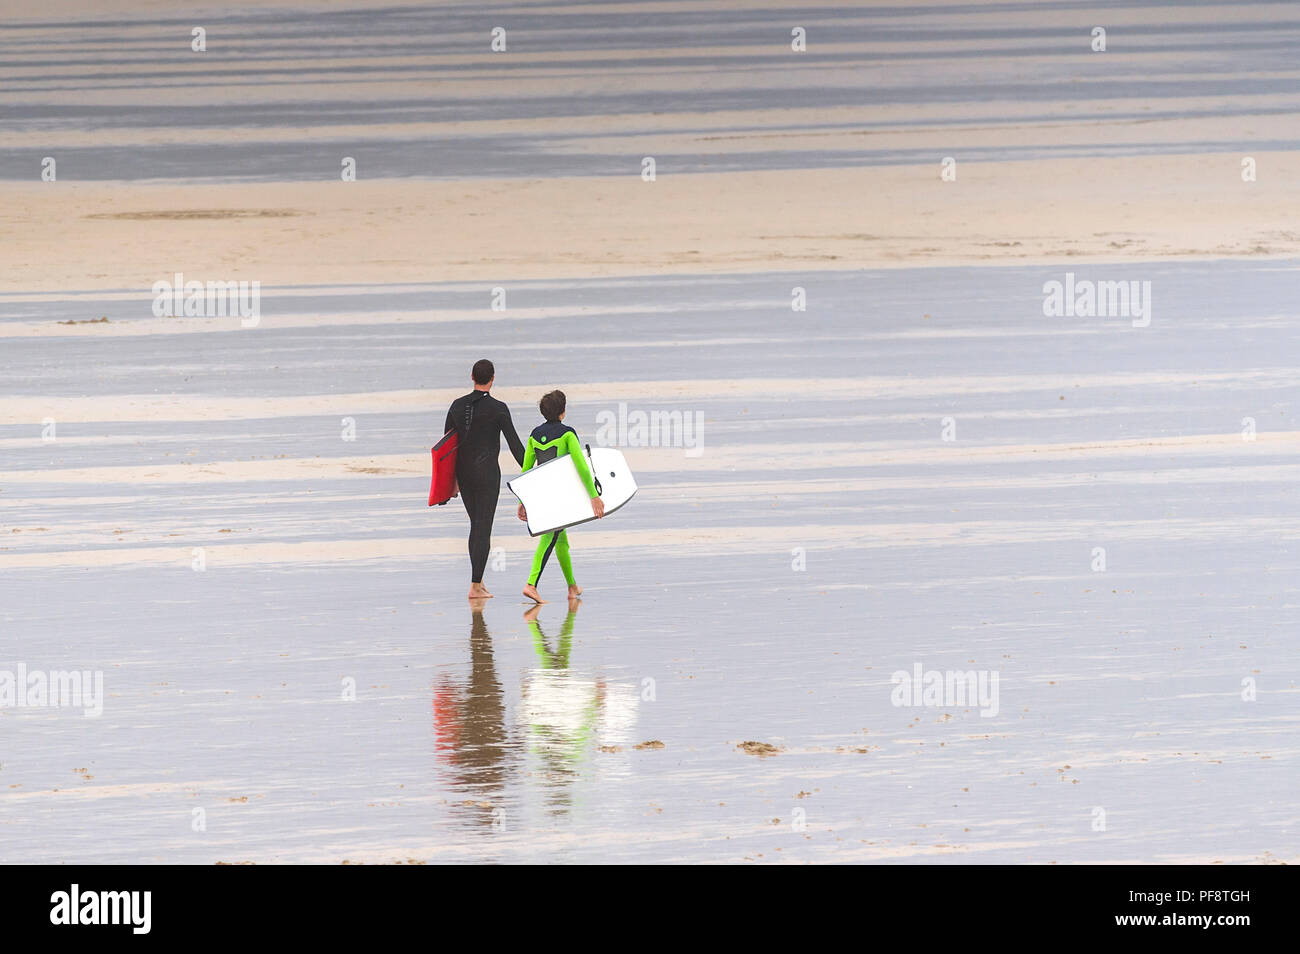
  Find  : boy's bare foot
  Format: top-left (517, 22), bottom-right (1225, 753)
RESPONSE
top-left (523, 603), bottom-right (543, 623)
top-left (468, 583), bottom-right (493, 599)
top-left (566, 596), bottom-right (581, 613)
top-left (567, 584), bottom-right (583, 599)
top-left (522, 584), bottom-right (546, 604)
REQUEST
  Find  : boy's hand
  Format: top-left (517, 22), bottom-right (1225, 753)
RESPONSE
top-left (517, 504), bottom-right (527, 522)
top-left (591, 496), bottom-right (605, 518)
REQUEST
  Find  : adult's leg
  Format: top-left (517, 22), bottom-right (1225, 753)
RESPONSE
top-left (461, 480), bottom-right (499, 585)
top-left (459, 484), bottom-right (478, 574)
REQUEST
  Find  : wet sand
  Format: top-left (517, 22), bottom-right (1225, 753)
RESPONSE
top-left (1, 1), bottom-right (1297, 863)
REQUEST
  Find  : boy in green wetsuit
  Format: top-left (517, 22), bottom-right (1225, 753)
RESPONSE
top-left (516, 390), bottom-right (604, 603)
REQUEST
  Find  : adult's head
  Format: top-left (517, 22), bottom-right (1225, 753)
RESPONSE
top-left (539, 389), bottom-right (566, 421)
top-left (471, 358), bottom-right (494, 389)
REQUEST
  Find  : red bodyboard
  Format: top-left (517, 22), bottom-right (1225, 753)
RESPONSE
top-left (428, 429), bottom-right (459, 506)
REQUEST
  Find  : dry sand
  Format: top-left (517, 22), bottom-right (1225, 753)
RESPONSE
top-left (4, 155), bottom-right (1300, 293)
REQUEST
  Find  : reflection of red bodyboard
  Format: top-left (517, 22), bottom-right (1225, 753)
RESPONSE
top-left (428, 430), bottom-right (459, 506)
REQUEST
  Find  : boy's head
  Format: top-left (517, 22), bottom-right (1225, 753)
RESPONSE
top-left (471, 358), bottom-right (494, 386)
top-left (539, 389), bottom-right (566, 422)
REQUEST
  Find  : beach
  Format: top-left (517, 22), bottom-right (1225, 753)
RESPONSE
top-left (0, 0), bottom-right (1296, 864)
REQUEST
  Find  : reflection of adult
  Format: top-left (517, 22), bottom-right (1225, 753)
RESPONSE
top-left (431, 608), bottom-right (508, 812)
top-left (444, 359), bottom-right (525, 600)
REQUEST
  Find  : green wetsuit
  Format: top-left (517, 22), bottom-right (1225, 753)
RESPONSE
top-left (522, 420), bottom-right (598, 588)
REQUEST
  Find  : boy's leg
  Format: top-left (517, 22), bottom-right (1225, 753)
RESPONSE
top-left (528, 531), bottom-right (558, 586)
top-left (556, 530), bottom-right (584, 597)
top-left (523, 531), bottom-right (558, 602)
top-left (555, 530), bottom-right (575, 586)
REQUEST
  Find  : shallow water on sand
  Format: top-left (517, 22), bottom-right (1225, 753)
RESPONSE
top-left (1, 262), bottom-right (1297, 863)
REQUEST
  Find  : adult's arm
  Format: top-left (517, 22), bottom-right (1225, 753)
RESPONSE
top-left (443, 404), bottom-right (455, 437)
top-left (501, 404), bottom-right (526, 467)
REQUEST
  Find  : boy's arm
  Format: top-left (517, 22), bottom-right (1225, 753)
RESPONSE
top-left (521, 436), bottom-right (536, 472)
top-left (564, 432), bottom-right (599, 497)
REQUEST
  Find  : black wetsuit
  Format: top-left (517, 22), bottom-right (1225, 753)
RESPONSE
top-left (444, 390), bottom-right (525, 583)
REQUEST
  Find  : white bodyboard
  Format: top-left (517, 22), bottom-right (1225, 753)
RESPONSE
top-left (507, 447), bottom-right (637, 537)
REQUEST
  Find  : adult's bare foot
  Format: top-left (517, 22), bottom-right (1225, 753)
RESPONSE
top-left (522, 583), bottom-right (546, 604)
top-left (468, 582), bottom-right (494, 600)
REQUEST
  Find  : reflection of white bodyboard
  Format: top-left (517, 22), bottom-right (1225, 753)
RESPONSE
top-left (507, 447), bottom-right (637, 537)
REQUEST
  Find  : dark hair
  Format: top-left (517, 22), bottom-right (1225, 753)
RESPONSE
top-left (539, 389), bottom-right (566, 421)
top-left (471, 359), bottom-right (494, 385)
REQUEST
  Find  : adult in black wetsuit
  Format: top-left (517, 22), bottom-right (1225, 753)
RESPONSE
top-left (444, 359), bottom-right (525, 600)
